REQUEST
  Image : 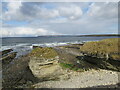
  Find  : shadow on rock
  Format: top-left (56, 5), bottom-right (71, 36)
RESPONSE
top-left (76, 55), bottom-right (120, 72)
top-left (2, 55), bottom-right (39, 88)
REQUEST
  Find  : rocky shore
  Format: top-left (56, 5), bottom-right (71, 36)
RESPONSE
top-left (1, 38), bottom-right (120, 88)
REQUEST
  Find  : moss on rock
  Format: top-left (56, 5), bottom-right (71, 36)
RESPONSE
top-left (30, 47), bottom-right (58, 59)
top-left (59, 63), bottom-right (85, 71)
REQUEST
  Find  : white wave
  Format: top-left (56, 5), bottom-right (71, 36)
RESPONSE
top-left (14, 43), bottom-right (31, 47)
top-left (32, 41), bottom-right (83, 47)
top-left (0, 41), bottom-right (83, 51)
top-left (0, 43), bottom-right (32, 51)
top-left (0, 46), bottom-right (14, 51)
top-left (0, 41), bottom-right (83, 57)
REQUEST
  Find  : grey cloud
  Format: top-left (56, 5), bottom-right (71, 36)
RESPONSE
top-left (87, 2), bottom-right (118, 20)
top-left (32, 18), bottom-right (117, 35)
top-left (2, 2), bottom-right (83, 21)
top-left (58, 5), bottom-right (83, 20)
top-left (2, 2), bottom-right (118, 36)
top-left (1, 27), bottom-right (60, 37)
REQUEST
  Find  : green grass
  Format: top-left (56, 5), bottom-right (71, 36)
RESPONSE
top-left (59, 63), bottom-right (84, 71)
top-left (30, 47), bottom-right (58, 59)
top-left (60, 63), bottom-right (73, 69)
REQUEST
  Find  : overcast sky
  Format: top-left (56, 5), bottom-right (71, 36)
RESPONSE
top-left (1, 2), bottom-right (118, 37)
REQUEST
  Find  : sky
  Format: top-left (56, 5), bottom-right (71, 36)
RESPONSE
top-left (1, 1), bottom-right (118, 37)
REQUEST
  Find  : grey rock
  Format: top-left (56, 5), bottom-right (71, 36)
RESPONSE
top-left (0, 49), bottom-right (13, 56)
top-left (32, 46), bottom-right (43, 49)
top-left (1, 52), bottom-right (17, 65)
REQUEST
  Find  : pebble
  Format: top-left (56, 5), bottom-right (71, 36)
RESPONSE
top-left (33, 69), bottom-right (119, 88)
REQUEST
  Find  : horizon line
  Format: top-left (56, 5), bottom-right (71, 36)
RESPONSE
top-left (1, 34), bottom-right (120, 38)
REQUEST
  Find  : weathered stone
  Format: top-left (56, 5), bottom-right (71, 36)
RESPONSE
top-left (80, 38), bottom-right (120, 60)
top-left (29, 47), bottom-right (67, 80)
top-left (77, 55), bottom-right (120, 71)
top-left (0, 49), bottom-right (13, 56)
top-left (2, 55), bottom-right (37, 88)
top-left (55, 47), bottom-right (96, 71)
top-left (1, 52), bottom-right (17, 65)
top-left (80, 38), bottom-right (120, 71)
top-left (29, 58), bottom-right (64, 80)
top-left (33, 46), bottom-right (43, 49)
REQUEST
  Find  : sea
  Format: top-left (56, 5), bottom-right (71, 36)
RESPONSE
top-left (0, 36), bottom-right (119, 57)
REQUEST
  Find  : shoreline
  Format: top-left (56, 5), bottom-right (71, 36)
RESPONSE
top-left (1, 38), bottom-right (120, 88)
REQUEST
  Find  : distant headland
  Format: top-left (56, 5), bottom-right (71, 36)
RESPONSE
top-left (37, 34), bottom-right (120, 37)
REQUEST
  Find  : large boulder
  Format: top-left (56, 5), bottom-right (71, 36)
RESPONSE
top-left (29, 47), bottom-right (67, 80)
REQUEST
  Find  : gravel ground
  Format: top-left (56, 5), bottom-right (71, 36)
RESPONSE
top-left (33, 69), bottom-right (119, 88)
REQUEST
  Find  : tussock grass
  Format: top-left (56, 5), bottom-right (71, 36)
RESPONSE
top-left (81, 38), bottom-right (120, 60)
top-left (30, 47), bottom-right (58, 59)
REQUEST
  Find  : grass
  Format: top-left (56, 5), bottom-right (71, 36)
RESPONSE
top-left (60, 63), bottom-right (73, 69)
top-left (80, 38), bottom-right (120, 60)
top-left (30, 47), bottom-right (58, 59)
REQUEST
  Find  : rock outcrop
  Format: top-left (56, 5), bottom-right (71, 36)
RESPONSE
top-left (2, 52), bottom-right (17, 65)
top-left (1, 49), bottom-right (37, 88)
top-left (2, 38), bottom-right (120, 88)
top-left (80, 38), bottom-right (120, 71)
top-left (29, 47), bottom-right (68, 81)
top-left (0, 49), bottom-right (13, 56)
top-left (32, 46), bottom-right (43, 49)
top-left (0, 49), bottom-right (17, 66)
top-left (80, 38), bottom-right (120, 60)
top-left (2, 55), bottom-right (37, 88)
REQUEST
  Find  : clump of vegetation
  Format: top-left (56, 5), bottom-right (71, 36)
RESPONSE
top-left (30, 47), bottom-right (58, 59)
top-left (81, 38), bottom-right (120, 60)
top-left (60, 63), bottom-right (73, 69)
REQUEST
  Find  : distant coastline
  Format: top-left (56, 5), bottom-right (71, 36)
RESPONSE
top-left (1, 34), bottom-right (120, 38)
top-left (77, 34), bottom-right (120, 37)
top-left (37, 34), bottom-right (120, 37)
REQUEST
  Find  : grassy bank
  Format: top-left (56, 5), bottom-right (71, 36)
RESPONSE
top-left (80, 38), bottom-right (120, 60)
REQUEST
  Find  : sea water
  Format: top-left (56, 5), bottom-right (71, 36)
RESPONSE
top-left (0, 36), bottom-right (119, 57)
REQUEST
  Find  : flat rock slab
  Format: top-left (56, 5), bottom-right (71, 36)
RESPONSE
top-left (29, 57), bottom-right (67, 80)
